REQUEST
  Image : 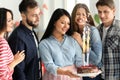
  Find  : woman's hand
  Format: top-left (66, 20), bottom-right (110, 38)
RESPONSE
top-left (14, 50), bottom-right (25, 65)
top-left (8, 50), bottom-right (25, 70)
top-left (72, 32), bottom-right (83, 47)
top-left (57, 68), bottom-right (80, 78)
top-left (64, 70), bottom-right (80, 78)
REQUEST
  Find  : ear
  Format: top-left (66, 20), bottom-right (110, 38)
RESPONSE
top-left (21, 13), bottom-right (26, 20)
top-left (113, 8), bottom-right (116, 14)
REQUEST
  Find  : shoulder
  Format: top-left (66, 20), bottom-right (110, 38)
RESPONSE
top-left (90, 26), bottom-right (99, 33)
top-left (0, 38), bottom-right (7, 46)
top-left (65, 35), bottom-right (80, 46)
top-left (9, 27), bottom-right (27, 40)
top-left (90, 26), bottom-right (98, 30)
top-left (113, 19), bottom-right (120, 28)
top-left (39, 37), bottom-right (51, 47)
top-left (65, 35), bottom-right (76, 42)
top-left (12, 27), bottom-right (26, 36)
top-left (0, 38), bottom-right (9, 53)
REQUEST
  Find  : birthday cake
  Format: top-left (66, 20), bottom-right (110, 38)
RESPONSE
top-left (77, 65), bottom-right (98, 73)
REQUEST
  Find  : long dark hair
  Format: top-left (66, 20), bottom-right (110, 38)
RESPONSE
top-left (0, 8), bottom-right (13, 39)
top-left (40, 8), bottom-right (72, 41)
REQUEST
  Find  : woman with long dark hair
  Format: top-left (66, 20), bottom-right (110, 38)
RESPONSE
top-left (0, 8), bottom-right (25, 80)
top-left (39, 8), bottom-right (83, 80)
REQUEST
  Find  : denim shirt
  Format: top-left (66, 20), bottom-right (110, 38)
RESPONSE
top-left (39, 35), bottom-right (83, 75)
top-left (89, 26), bottom-right (102, 68)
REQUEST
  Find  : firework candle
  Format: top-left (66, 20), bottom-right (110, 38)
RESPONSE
top-left (82, 27), bottom-right (86, 66)
top-left (86, 26), bottom-right (90, 65)
top-left (82, 25), bottom-right (90, 66)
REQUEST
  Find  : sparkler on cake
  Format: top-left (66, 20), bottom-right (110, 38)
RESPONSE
top-left (82, 25), bottom-right (90, 66)
top-left (75, 26), bottom-right (102, 75)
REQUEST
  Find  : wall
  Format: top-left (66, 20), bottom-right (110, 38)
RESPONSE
top-left (0, 0), bottom-right (120, 40)
top-left (90, 0), bottom-right (120, 22)
top-left (0, 0), bottom-right (22, 21)
top-left (36, 0), bottom-right (66, 40)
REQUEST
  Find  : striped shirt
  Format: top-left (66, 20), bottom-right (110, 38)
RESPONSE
top-left (0, 37), bottom-right (14, 80)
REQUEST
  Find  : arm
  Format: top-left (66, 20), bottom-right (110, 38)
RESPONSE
top-left (74, 39), bottom-right (83, 67)
top-left (39, 39), bottom-right (80, 78)
top-left (0, 40), bottom-right (25, 80)
top-left (72, 32), bottom-right (83, 48)
top-left (0, 51), bottom-right (13, 80)
top-left (89, 28), bottom-right (102, 67)
top-left (39, 41), bottom-right (59, 75)
top-left (8, 36), bottom-right (26, 80)
top-left (9, 51), bottom-right (25, 71)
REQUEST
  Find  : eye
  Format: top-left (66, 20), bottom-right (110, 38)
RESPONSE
top-left (104, 11), bottom-right (109, 14)
top-left (7, 19), bottom-right (12, 22)
top-left (61, 21), bottom-right (65, 24)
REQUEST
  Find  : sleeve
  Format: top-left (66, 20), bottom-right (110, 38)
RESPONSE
top-left (39, 41), bottom-right (59, 75)
top-left (0, 45), bottom-right (13, 80)
top-left (74, 40), bottom-right (83, 67)
top-left (8, 35), bottom-right (26, 80)
top-left (0, 62), bottom-right (13, 80)
top-left (89, 28), bottom-right (102, 67)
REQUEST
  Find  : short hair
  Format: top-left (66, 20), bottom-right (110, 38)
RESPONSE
top-left (96, 0), bottom-right (115, 9)
top-left (0, 8), bottom-right (13, 32)
top-left (19, 0), bottom-right (38, 13)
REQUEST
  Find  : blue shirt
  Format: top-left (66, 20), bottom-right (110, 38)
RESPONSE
top-left (89, 26), bottom-right (102, 68)
top-left (39, 35), bottom-right (83, 75)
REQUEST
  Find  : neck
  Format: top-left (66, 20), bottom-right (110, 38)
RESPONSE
top-left (0, 33), bottom-right (4, 38)
top-left (52, 32), bottom-right (64, 42)
top-left (22, 21), bottom-right (33, 30)
top-left (103, 20), bottom-right (113, 27)
top-left (78, 25), bottom-right (84, 34)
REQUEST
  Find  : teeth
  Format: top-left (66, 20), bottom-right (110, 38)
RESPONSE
top-left (78, 20), bottom-right (83, 22)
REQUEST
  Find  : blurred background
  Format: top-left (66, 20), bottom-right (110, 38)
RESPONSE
top-left (0, 0), bottom-right (120, 40)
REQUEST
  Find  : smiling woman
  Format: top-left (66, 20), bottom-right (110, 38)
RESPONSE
top-left (39, 8), bottom-right (83, 80)
top-left (0, 8), bottom-right (25, 80)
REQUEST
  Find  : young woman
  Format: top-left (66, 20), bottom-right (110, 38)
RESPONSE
top-left (0, 8), bottom-right (25, 80)
top-left (71, 3), bottom-right (102, 80)
top-left (39, 8), bottom-right (83, 80)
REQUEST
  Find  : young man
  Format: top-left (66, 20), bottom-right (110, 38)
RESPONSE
top-left (8, 0), bottom-right (42, 80)
top-left (96, 0), bottom-right (120, 80)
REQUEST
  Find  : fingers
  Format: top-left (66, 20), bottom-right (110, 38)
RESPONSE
top-left (66, 70), bottom-right (80, 78)
top-left (16, 50), bottom-right (25, 54)
top-left (19, 50), bottom-right (25, 53)
top-left (16, 50), bottom-right (25, 57)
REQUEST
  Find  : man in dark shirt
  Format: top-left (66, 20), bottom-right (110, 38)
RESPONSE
top-left (8, 0), bottom-right (42, 80)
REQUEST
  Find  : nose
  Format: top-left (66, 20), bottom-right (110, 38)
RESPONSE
top-left (78, 14), bottom-right (83, 18)
top-left (36, 14), bottom-right (40, 21)
top-left (11, 20), bottom-right (14, 26)
top-left (64, 23), bottom-right (69, 29)
top-left (99, 12), bottom-right (105, 18)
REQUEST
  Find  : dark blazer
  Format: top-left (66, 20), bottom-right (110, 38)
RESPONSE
top-left (8, 22), bottom-right (41, 80)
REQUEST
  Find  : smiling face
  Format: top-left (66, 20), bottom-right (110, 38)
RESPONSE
top-left (97, 5), bottom-right (115, 27)
top-left (53, 15), bottom-right (70, 36)
top-left (75, 8), bottom-right (87, 29)
top-left (23, 7), bottom-right (41, 28)
top-left (6, 11), bottom-right (14, 32)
